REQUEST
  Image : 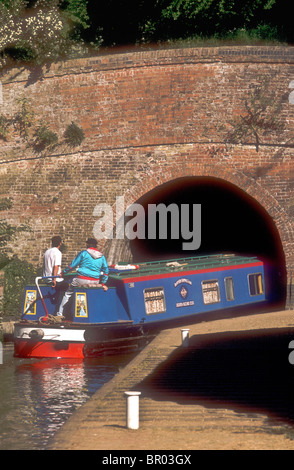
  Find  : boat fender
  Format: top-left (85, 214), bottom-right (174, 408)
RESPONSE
top-left (29, 329), bottom-right (44, 340)
top-left (110, 264), bottom-right (139, 270)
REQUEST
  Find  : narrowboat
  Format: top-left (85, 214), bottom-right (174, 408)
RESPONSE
top-left (14, 254), bottom-right (268, 359)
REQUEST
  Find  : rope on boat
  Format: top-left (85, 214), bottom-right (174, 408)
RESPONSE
top-left (39, 314), bottom-right (64, 324)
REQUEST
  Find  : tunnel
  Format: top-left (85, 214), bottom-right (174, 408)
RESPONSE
top-left (125, 176), bottom-right (286, 309)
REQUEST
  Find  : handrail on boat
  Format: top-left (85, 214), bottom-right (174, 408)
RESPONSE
top-left (35, 276), bottom-right (50, 320)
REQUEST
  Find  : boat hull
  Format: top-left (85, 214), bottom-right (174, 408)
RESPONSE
top-left (13, 321), bottom-right (156, 359)
top-left (14, 337), bottom-right (85, 359)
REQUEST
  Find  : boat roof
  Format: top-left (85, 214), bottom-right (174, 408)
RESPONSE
top-left (109, 254), bottom-right (262, 280)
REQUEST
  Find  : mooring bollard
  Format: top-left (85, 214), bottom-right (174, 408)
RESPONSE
top-left (181, 328), bottom-right (190, 347)
top-left (125, 391), bottom-right (141, 429)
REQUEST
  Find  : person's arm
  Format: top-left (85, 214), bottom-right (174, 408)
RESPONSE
top-left (63, 251), bottom-right (83, 275)
top-left (100, 256), bottom-right (109, 291)
top-left (52, 250), bottom-right (62, 287)
top-left (52, 265), bottom-right (60, 288)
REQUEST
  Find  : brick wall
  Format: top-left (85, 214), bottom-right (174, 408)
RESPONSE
top-left (0, 46), bottom-right (293, 307)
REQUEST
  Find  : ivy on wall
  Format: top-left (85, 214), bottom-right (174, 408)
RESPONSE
top-left (0, 96), bottom-right (85, 318)
top-left (0, 96), bottom-right (85, 154)
top-left (225, 76), bottom-right (289, 152)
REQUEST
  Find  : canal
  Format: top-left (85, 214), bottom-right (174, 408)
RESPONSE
top-left (0, 342), bottom-right (135, 450)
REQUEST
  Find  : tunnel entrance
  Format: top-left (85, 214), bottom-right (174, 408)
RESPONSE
top-left (127, 176), bottom-right (286, 308)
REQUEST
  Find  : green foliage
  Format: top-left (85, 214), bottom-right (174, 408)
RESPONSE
top-left (225, 76), bottom-right (286, 151)
top-left (60, 0), bottom-right (90, 31)
top-left (85, 0), bottom-right (292, 46)
top-left (14, 97), bottom-right (35, 140)
top-left (0, 0), bottom-right (91, 67)
top-left (0, 115), bottom-right (10, 141)
top-left (0, 0), bottom-right (293, 65)
top-left (0, 197), bottom-right (12, 212)
top-left (64, 121), bottom-right (85, 147)
top-left (34, 123), bottom-right (59, 150)
top-left (138, 0), bottom-right (282, 43)
top-left (2, 256), bottom-right (37, 319)
top-left (0, 96), bottom-right (85, 152)
top-left (0, 197), bottom-right (34, 319)
top-left (0, 95), bottom-right (36, 143)
top-left (0, 221), bottom-right (17, 249)
top-left (0, 220), bottom-right (31, 252)
top-left (0, 255), bottom-right (10, 271)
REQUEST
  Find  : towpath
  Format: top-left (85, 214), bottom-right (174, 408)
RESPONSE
top-left (50, 309), bottom-right (294, 450)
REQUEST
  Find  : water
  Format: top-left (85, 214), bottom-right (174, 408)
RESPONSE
top-left (0, 343), bottom-right (135, 450)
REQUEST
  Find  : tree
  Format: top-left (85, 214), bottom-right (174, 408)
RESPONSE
top-left (139, 0), bottom-right (280, 42)
top-left (1, 0), bottom-right (293, 66)
top-left (0, 0), bottom-right (91, 67)
top-left (84, 0), bottom-right (157, 47)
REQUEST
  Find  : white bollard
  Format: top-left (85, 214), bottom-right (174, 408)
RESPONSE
top-left (125, 391), bottom-right (141, 429)
top-left (181, 328), bottom-right (190, 347)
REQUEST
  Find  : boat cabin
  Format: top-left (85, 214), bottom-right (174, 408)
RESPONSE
top-left (21, 254), bottom-right (267, 325)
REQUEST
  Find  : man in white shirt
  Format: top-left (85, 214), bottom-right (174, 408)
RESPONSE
top-left (43, 235), bottom-right (63, 288)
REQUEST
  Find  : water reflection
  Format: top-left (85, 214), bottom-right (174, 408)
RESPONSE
top-left (0, 343), bottom-right (134, 450)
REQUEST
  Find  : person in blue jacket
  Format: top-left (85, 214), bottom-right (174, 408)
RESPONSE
top-left (57, 237), bottom-right (109, 318)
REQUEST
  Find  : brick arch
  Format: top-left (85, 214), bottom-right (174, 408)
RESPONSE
top-left (114, 161), bottom-right (293, 307)
top-left (124, 162), bottom-right (291, 255)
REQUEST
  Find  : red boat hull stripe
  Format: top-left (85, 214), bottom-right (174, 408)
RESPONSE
top-left (14, 338), bottom-right (85, 359)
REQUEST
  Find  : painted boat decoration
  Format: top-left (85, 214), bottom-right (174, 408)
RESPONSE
top-left (14, 254), bottom-right (268, 359)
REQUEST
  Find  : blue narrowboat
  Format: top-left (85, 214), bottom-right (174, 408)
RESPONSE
top-left (14, 254), bottom-right (267, 358)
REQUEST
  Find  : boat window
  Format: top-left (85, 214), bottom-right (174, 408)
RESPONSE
top-left (75, 292), bottom-right (88, 317)
top-left (202, 280), bottom-right (220, 304)
top-left (225, 277), bottom-right (235, 301)
top-left (248, 273), bottom-right (264, 296)
top-left (144, 287), bottom-right (166, 315)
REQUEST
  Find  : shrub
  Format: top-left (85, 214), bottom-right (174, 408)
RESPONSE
top-left (0, 115), bottom-right (10, 141)
top-left (34, 123), bottom-right (59, 151)
top-left (64, 121), bottom-right (85, 147)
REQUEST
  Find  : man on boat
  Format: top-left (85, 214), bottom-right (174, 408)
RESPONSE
top-left (43, 235), bottom-right (64, 288)
top-left (56, 238), bottom-right (109, 318)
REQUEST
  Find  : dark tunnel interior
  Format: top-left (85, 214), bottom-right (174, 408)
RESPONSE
top-left (128, 176), bottom-right (287, 308)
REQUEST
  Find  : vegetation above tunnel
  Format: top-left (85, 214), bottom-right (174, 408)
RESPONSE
top-left (0, 0), bottom-right (293, 68)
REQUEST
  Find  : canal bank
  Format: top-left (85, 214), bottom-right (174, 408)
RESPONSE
top-left (50, 309), bottom-right (294, 450)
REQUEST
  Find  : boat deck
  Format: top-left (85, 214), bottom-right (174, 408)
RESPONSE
top-left (109, 254), bottom-right (261, 280)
